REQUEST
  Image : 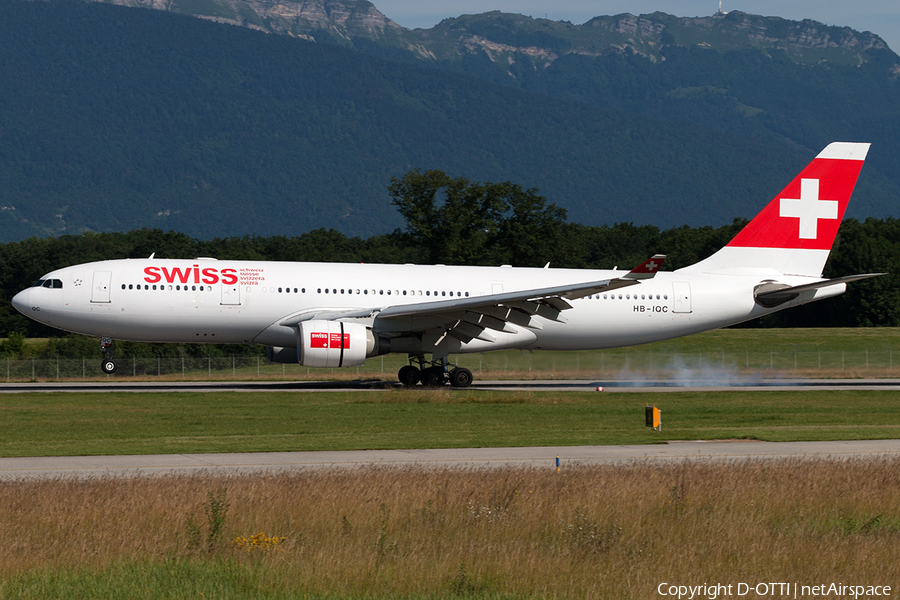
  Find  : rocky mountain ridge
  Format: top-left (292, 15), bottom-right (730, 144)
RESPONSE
top-left (90, 0), bottom-right (895, 69)
top-left (102, 0), bottom-right (405, 40)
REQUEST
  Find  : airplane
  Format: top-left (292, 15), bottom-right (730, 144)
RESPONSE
top-left (11, 142), bottom-right (882, 387)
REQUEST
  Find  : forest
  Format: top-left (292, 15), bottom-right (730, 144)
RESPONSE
top-left (0, 171), bottom-right (896, 360)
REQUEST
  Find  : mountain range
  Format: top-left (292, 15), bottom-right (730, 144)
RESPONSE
top-left (0, 0), bottom-right (898, 242)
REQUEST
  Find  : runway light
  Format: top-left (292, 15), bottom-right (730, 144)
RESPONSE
top-left (595, 386), bottom-right (604, 392)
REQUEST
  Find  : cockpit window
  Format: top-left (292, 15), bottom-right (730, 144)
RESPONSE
top-left (32, 279), bottom-right (62, 289)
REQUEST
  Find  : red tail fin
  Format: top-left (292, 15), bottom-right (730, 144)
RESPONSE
top-left (683, 142), bottom-right (869, 277)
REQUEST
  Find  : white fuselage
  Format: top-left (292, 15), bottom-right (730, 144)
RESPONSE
top-left (11, 258), bottom-right (840, 355)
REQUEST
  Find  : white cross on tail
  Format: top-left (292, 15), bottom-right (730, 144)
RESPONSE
top-left (778, 178), bottom-right (838, 240)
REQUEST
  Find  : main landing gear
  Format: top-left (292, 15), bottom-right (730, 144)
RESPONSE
top-left (398, 355), bottom-right (473, 388)
top-left (99, 337), bottom-right (117, 374)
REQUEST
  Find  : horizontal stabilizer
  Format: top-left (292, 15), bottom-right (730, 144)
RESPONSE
top-left (754, 273), bottom-right (884, 308)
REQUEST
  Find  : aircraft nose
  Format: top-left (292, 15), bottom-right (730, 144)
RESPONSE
top-left (11, 288), bottom-right (32, 316)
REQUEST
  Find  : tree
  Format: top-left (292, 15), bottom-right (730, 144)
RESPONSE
top-left (388, 170), bottom-right (568, 266)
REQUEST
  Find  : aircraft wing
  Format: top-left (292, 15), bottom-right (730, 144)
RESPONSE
top-left (280, 255), bottom-right (666, 343)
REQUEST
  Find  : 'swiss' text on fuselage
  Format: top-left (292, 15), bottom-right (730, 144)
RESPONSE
top-left (143, 265), bottom-right (239, 286)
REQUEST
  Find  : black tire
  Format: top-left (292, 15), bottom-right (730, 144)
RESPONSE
top-left (449, 367), bottom-right (473, 388)
top-left (421, 367), bottom-right (446, 387)
top-left (398, 365), bottom-right (420, 386)
top-left (101, 359), bottom-right (117, 374)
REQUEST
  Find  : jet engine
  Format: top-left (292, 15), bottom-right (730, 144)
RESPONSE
top-left (297, 320), bottom-right (390, 368)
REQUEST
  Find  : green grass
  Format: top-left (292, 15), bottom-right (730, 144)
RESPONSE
top-left (0, 389), bottom-right (898, 457)
top-left (0, 558), bottom-right (518, 600)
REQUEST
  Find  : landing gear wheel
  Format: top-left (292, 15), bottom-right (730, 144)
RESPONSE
top-left (449, 367), bottom-right (473, 388)
top-left (421, 367), bottom-right (446, 388)
top-left (99, 337), bottom-right (116, 375)
top-left (398, 365), bottom-right (420, 386)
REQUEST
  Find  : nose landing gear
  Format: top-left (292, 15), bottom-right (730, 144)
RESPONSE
top-left (99, 337), bottom-right (117, 374)
top-left (397, 355), bottom-right (473, 388)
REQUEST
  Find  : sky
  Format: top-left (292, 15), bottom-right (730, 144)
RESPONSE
top-left (373, 1), bottom-right (900, 53)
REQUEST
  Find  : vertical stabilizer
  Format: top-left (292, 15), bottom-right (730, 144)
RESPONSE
top-left (681, 142), bottom-right (869, 277)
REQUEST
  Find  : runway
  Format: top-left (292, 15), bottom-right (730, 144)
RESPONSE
top-left (2, 439), bottom-right (899, 480)
top-left (2, 378), bottom-right (900, 393)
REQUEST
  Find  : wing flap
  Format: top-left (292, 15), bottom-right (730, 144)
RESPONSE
top-left (451, 320), bottom-right (496, 342)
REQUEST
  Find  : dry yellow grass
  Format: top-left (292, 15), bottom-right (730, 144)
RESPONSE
top-left (2, 458), bottom-right (899, 598)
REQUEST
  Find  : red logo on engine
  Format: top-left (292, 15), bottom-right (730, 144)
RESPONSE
top-left (310, 332), bottom-right (329, 348)
top-left (309, 332), bottom-right (349, 349)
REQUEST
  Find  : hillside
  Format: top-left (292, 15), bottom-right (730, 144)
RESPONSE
top-left (1, 0), bottom-right (899, 242)
top-left (92, 1), bottom-right (900, 193)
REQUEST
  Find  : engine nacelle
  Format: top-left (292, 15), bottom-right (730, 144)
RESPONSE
top-left (298, 320), bottom-right (369, 368)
